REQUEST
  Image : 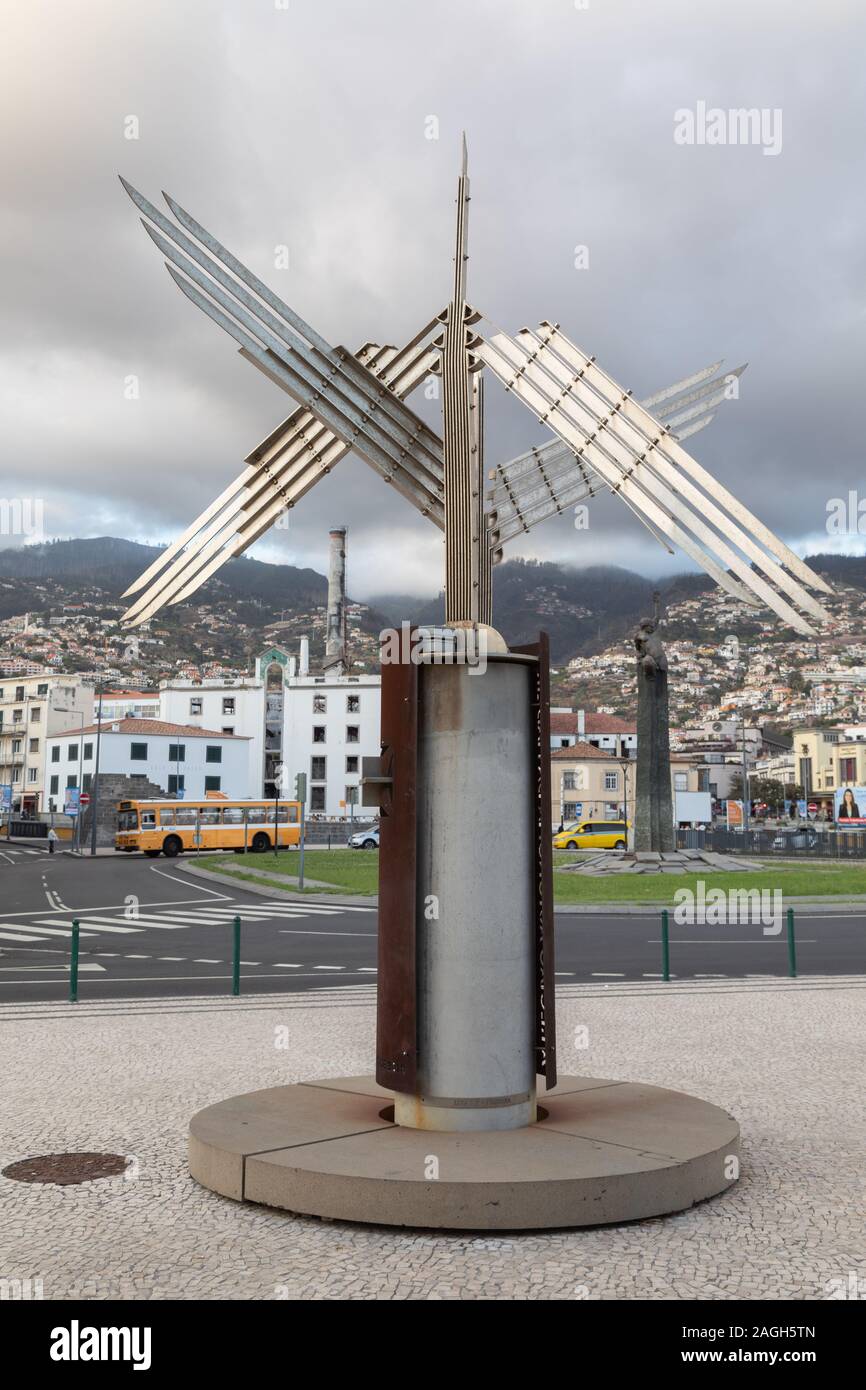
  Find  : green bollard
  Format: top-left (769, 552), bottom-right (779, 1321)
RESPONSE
top-left (661, 908), bottom-right (670, 982)
top-left (786, 906), bottom-right (797, 979)
top-left (232, 915), bottom-right (241, 996)
top-left (69, 918), bottom-right (80, 1003)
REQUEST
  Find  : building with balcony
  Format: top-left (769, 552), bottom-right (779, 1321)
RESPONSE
top-left (0, 672), bottom-right (94, 814)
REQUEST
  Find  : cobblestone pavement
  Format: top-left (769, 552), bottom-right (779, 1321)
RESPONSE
top-left (1, 979), bottom-right (863, 1300)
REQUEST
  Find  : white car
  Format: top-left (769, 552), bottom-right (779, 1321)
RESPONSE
top-left (349, 826), bottom-right (379, 850)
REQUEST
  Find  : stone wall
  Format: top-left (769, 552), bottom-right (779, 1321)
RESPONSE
top-left (78, 775), bottom-right (171, 849)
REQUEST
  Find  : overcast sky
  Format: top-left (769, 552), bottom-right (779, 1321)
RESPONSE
top-left (1, 0), bottom-right (864, 598)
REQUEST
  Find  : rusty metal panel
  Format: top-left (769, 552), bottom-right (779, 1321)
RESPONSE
top-left (512, 633), bottom-right (557, 1085)
top-left (375, 649), bottom-right (419, 1092)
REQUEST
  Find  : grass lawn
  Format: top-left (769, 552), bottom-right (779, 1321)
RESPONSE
top-left (551, 862), bottom-right (866, 904)
top-left (199, 849), bottom-right (379, 896)
top-left (199, 849), bottom-right (866, 905)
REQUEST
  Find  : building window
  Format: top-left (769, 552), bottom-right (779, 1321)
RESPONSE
top-left (27, 768), bottom-right (37, 783)
top-left (68, 743), bottom-right (79, 762)
top-left (13, 709), bottom-right (22, 723)
top-left (346, 725), bottom-right (359, 743)
top-left (12, 739), bottom-right (21, 755)
top-left (83, 742), bottom-right (93, 760)
top-left (190, 697), bottom-right (202, 716)
top-left (604, 771), bottom-right (618, 791)
top-left (37, 683), bottom-right (48, 695)
top-left (222, 726), bottom-right (234, 735)
top-left (311, 756), bottom-right (326, 780)
top-left (674, 772), bottom-right (688, 791)
top-left (346, 755), bottom-right (358, 773)
top-left (51, 746), bottom-right (60, 763)
top-left (168, 774), bottom-right (185, 794)
top-left (312, 726), bottom-right (326, 743)
top-left (130, 742), bottom-right (148, 761)
top-left (205, 745), bottom-right (222, 763)
top-left (66, 774), bottom-right (78, 789)
top-left (30, 706), bottom-right (41, 722)
top-left (563, 801), bottom-right (580, 819)
top-left (50, 776), bottom-right (59, 795)
top-left (15, 686), bottom-right (24, 701)
top-left (204, 776), bottom-right (221, 792)
top-left (840, 757), bottom-right (857, 782)
top-left (313, 694), bottom-right (327, 714)
top-left (168, 743), bottom-right (186, 763)
top-left (29, 738), bottom-right (38, 754)
top-left (347, 694), bottom-right (360, 713)
top-left (82, 773), bottom-right (92, 793)
top-left (562, 771), bottom-right (575, 791)
top-left (345, 785), bottom-right (358, 806)
top-left (222, 697), bottom-right (235, 715)
top-left (310, 786), bottom-right (326, 811)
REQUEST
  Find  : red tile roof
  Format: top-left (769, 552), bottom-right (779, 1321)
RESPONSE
top-left (53, 717), bottom-right (249, 740)
top-left (550, 711), bottom-right (636, 735)
top-left (551, 742), bottom-right (616, 760)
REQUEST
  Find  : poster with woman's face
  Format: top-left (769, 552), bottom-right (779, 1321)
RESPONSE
top-left (834, 787), bottom-right (866, 825)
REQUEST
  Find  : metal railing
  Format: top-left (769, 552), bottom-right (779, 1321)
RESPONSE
top-left (677, 826), bottom-right (866, 859)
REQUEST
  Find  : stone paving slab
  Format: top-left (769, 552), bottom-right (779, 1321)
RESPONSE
top-left (0, 981), bottom-right (863, 1299)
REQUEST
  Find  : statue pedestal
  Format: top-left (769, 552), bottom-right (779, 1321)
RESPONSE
top-left (189, 1074), bottom-right (739, 1230)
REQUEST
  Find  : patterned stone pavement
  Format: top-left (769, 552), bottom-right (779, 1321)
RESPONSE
top-left (0, 978), bottom-right (863, 1300)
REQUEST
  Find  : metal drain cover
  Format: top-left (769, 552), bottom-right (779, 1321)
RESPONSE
top-left (2, 1152), bottom-right (129, 1186)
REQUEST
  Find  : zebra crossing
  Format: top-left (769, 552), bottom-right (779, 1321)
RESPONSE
top-left (0, 898), bottom-right (376, 944)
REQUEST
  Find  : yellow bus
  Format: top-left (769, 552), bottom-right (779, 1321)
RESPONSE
top-left (115, 799), bottom-right (302, 857)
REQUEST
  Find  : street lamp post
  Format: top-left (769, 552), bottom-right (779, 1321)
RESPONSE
top-left (89, 686), bottom-right (104, 856)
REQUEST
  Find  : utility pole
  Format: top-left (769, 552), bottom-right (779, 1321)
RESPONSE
top-left (741, 712), bottom-right (750, 836)
top-left (89, 685), bottom-right (104, 856)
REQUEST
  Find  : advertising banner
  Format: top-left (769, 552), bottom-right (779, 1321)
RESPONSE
top-left (834, 786), bottom-right (866, 827)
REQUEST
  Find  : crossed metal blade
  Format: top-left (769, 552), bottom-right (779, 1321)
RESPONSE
top-left (474, 320), bottom-right (831, 635)
top-left (118, 177), bottom-right (831, 638)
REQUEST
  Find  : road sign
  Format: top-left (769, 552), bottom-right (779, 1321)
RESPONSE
top-left (79, 792), bottom-right (91, 807)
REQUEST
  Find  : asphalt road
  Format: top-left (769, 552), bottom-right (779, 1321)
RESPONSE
top-left (0, 846), bottom-right (863, 1003)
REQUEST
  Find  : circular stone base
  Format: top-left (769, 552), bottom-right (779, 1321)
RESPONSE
top-left (189, 1075), bottom-right (740, 1230)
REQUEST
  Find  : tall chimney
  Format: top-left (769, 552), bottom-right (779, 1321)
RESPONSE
top-left (299, 637), bottom-right (310, 677)
top-left (324, 526), bottom-right (347, 675)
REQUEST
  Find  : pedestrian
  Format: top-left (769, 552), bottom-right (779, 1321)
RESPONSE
top-left (47, 827), bottom-right (58, 855)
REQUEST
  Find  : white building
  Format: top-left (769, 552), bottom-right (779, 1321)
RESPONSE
top-left (159, 676), bottom-right (266, 798)
top-left (44, 719), bottom-right (251, 803)
top-left (0, 672), bottom-right (94, 815)
top-left (97, 689), bottom-right (160, 722)
top-left (283, 670), bottom-right (380, 817)
top-left (157, 645), bottom-right (382, 818)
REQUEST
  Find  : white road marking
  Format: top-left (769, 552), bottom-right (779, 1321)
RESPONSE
top-left (0, 930), bottom-right (46, 942)
top-left (591, 972), bottom-right (625, 977)
top-left (39, 918), bottom-right (140, 934)
top-left (149, 866), bottom-right (231, 897)
top-left (277, 928), bottom-right (377, 937)
top-left (313, 965), bottom-right (344, 971)
top-left (0, 963), bottom-right (105, 973)
top-left (273, 963), bottom-right (302, 968)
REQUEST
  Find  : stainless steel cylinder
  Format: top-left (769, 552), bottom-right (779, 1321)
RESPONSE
top-left (394, 653), bottom-right (536, 1131)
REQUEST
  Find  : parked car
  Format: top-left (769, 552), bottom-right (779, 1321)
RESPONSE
top-left (553, 820), bottom-right (629, 851)
top-left (349, 826), bottom-right (379, 850)
top-left (772, 827), bottom-right (818, 850)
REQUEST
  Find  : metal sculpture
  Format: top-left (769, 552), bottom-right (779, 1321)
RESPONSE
top-left (118, 144), bottom-right (829, 636)
top-left (119, 139), bottom-right (830, 1137)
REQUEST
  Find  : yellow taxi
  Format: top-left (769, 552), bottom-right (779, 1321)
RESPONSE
top-left (553, 819), bottom-right (629, 850)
